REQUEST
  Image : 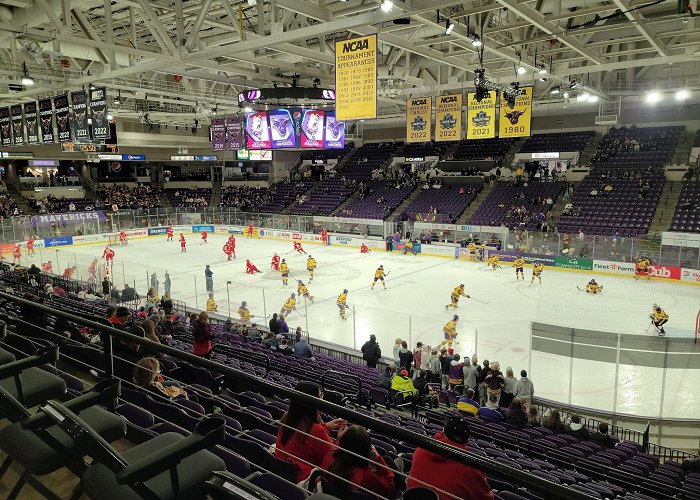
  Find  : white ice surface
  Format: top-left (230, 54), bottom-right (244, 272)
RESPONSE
top-left (30, 235), bottom-right (700, 418)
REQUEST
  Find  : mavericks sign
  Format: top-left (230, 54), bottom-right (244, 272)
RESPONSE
top-left (31, 211), bottom-right (106, 227)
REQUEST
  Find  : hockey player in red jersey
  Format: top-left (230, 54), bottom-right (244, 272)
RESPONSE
top-left (179, 234), bottom-right (187, 252)
top-left (26, 237), bottom-right (35, 256)
top-left (119, 230), bottom-right (128, 245)
top-left (166, 225), bottom-right (174, 241)
top-left (201, 229), bottom-right (208, 244)
top-left (293, 241), bottom-right (307, 254)
top-left (321, 228), bottom-right (328, 245)
top-left (102, 246), bottom-right (115, 264)
top-left (63, 266), bottom-right (77, 279)
top-left (247, 223), bottom-right (254, 238)
top-left (271, 253), bottom-right (280, 270)
top-left (360, 243), bottom-right (371, 253)
top-left (12, 244), bottom-right (21, 264)
top-left (246, 259), bottom-right (261, 274)
top-left (89, 258), bottom-right (98, 281)
top-left (42, 261), bottom-right (53, 273)
top-left (223, 242), bottom-right (234, 261)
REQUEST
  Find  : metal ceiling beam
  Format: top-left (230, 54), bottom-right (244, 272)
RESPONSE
top-left (72, 8), bottom-right (109, 65)
top-left (135, 0), bottom-right (177, 55)
top-left (610, 0), bottom-right (666, 57)
top-left (184, 0), bottom-right (213, 51)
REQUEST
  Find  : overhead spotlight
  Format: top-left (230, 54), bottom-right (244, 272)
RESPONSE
top-left (475, 85), bottom-right (488, 102)
top-left (106, 113), bottom-right (114, 120)
top-left (380, 0), bottom-right (393, 12)
top-left (244, 107), bottom-right (253, 112)
top-left (516, 66), bottom-right (526, 75)
top-left (505, 94), bottom-right (516, 109)
top-left (577, 92), bottom-right (590, 102)
top-left (212, 107), bottom-right (218, 116)
top-left (646, 91), bottom-right (661, 103)
top-left (471, 36), bottom-right (482, 47)
top-left (539, 77), bottom-right (547, 82)
top-left (89, 82), bottom-right (96, 90)
top-left (589, 95), bottom-right (599, 103)
top-left (550, 86), bottom-right (560, 95)
top-left (445, 19), bottom-right (455, 35)
top-left (563, 92), bottom-right (569, 99)
top-left (570, 81), bottom-right (579, 89)
top-left (20, 62), bottom-right (34, 86)
top-left (538, 66), bottom-right (547, 74)
top-left (113, 92), bottom-right (121, 106)
top-left (675, 89), bottom-right (689, 101)
top-left (312, 77), bottom-right (321, 88)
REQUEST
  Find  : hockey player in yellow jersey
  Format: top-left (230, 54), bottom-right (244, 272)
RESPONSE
top-left (279, 259), bottom-right (289, 285)
top-left (585, 279), bottom-right (602, 294)
top-left (337, 289), bottom-right (349, 319)
top-left (402, 240), bottom-right (417, 255)
top-left (371, 265), bottom-right (387, 289)
top-left (296, 281), bottom-right (314, 303)
top-left (513, 257), bottom-right (525, 280)
top-left (438, 315), bottom-right (459, 349)
top-left (635, 256), bottom-right (652, 280)
top-left (280, 293), bottom-right (297, 319)
top-left (238, 301), bottom-right (251, 323)
top-left (650, 304), bottom-right (669, 336)
top-left (488, 254), bottom-right (500, 270)
top-left (530, 263), bottom-right (544, 286)
top-left (306, 256), bottom-right (317, 281)
top-left (468, 241), bottom-right (477, 261)
top-left (206, 293), bottom-right (218, 312)
top-left (446, 284), bottom-right (470, 309)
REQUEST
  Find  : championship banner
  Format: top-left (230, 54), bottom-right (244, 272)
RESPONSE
top-left (38, 98), bottom-right (55, 143)
top-left (498, 86), bottom-right (532, 138)
top-left (54, 94), bottom-right (71, 143)
top-left (24, 101), bottom-right (39, 145)
top-left (89, 86), bottom-right (110, 140)
top-left (406, 97), bottom-right (431, 143)
top-left (434, 94), bottom-right (462, 142)
top-left (70, 90), bottom-right (90, 142)
top-left (225, 115), bottom-right (243, 150)
top-left (0, 107), bottom-right (10, 148)
top-left (211, 117), bottom-right (225, 151)
top-left (466, 91), bottom-right (496, 139)
top-left (335, 34), bottom-right (377, 121)
top-left (10, 104), bottom-right (25, 146)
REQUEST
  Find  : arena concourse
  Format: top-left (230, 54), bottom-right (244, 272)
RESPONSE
top-left (0, 1), bottom-right (699, 499)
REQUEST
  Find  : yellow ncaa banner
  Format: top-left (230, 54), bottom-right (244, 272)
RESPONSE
top-left (434, 94), bottom-right (462, 142)
top-left (335, 35), bottom-right (378, 122)
top-left (406, 97), bottom-right (431, 143)
top-left (498, 86), bottom-right (532, 138)
top-left (466, 91), bottom-right (497, 139)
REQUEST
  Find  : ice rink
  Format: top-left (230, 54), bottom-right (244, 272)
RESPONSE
top-left (31, 234), bottom-right (700, 418)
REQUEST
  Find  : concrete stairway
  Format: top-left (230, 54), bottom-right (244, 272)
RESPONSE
top-left (672, 131), bottom-right (692, 165)
top-left (456, 181), bottom-right (493, 224)
top-left (6, 184), bottom-right (34, 214)
top-left (388, 186), bottom-right (421, 221)
top-left (502, 138), bottom-right (526, 168)
top-left (649, 181), bottom-right (682, 233)
top-left (210, 182), bottom-right (222, 207)
top-left (579, 134), bottom-right (602, 166)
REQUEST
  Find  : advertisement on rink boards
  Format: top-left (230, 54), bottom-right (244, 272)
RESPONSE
top-left (492, 250), bottom-right (556, 266)
top-left (44, 236), bottom-right (73, 247)
top-left (148, 227), bottom-right (168, 236)
top-left (418, 244), bottom-right (458, 258)
top-left (647, 264), bottom-right (681, 280)
top-left (73, 234), bottom-right (110, 244)
top-left (592, 260), bottom-right (636, 276)
top-left (553, 256), bottom-right (593, 270)
top-left (681, 268), bottom-right (700, 283)
top-left (191, 225), bottom-right (215, 233)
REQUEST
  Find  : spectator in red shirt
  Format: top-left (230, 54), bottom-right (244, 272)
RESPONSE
top-left (192, 311), bottom-right (213, 358)
top-left (275, 381), bottom-right (347, 481)
top-left (407, 416), bottom-right (494, 500)
top-left (318, 425), bottom-right (395, 498)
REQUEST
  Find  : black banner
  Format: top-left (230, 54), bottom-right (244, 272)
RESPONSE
top-left (88, 86), bottom-right (110, 140)
top-left (54, 94), bottom-right (71, 143)
top-left (70, 90), bottom-right (90, 142)
top-left (10, 104), bottom-right (24, 146)
top-left (0, 107), bottom-right (10, 148)
top-left (38, 98), bottom-right (55, 144)
top-left (24, 101), bottom-right (39, 145)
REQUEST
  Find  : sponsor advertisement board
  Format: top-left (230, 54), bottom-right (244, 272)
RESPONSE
top-left (492, 250), bottom-right (556, 266)
top-left (420, 245), bottom-right (458, 258)
top-left (681, 268), bottom-right (700, 283)
top-left (44, 236), bottom-right (74, 247)
top-left (215, 226), bottom-right (234, 234)
top-left (172, 226), bottom-right (190, 232)
top-left (148, 227), bottom-right (168, 236)
top-left (592, 260), bottom-right (635, 275)
top-left (126, 230), bottom-right (147, 237)
top-left (554, 256), bottom-right (593, 270)
top-left (192, 225), bottom-right (215, 233)
top-left (73, 234), bottom-right (110, 243)
top-left (647, 265), bottom-right (681, 280)
top-left (334, 236), bottom-right (352, 245)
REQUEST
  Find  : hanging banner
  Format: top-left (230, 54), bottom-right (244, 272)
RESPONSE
top-left (324, 111), bottom-right (345, 149)
top-left (54, 94), bottom-right (71, 143)
top-left (0, 107), bottom-right (10, 148)
top-left (23, 101), bottom-right (39, 145)
top-left (225, 115), bottom-right (243, 150)
top-left (70, 90), bottom-right (90, 142)
top-left (434, 94), bottom-right (462, 142)
top-left (406, 97), bottom-right (431, 143)
top-left (466, 91), bottom-right (497, 139)
top-left (499, 86), bottom-right (532, 138)
top-left (89, 86), bottom-right (110, 140)
top-left (335, 34), bottom-right (377, 121)
top-left (10, 104), bottom-right (25, 146)
top-left (211, 117), bottom-right (226, 151)
top-left (38, 98), bottom-right (55, 143)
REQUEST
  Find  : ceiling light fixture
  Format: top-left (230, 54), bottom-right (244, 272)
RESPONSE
top-left (20, 62), bottom-right (34, 86)
top-left (516, 66), bottom-right (526, 75)
top-left (445, 19), bottom-right (455, 35)
top-left (538, 66), bottom-right (547, 74)
top-left (563, 92), bottom-right (569, 99)
top-left (589, 95), bottom-right (599, 103)
top-left (646, 91), bottom-right (661, 103)
top-left (380, 0), bottom-right (393, 12)
top-left (472, 36), bottom-right (482, 47)
top-left (550, 86), bottom-right (560, 95)
top-left (577, 92), bottom-right (590, 102)
top-left (244, 107), bottom-right (253, 112)
top-left (106, 113), bottom-right (114, 121)
top-left (675, 89), bottom-right (689, 101)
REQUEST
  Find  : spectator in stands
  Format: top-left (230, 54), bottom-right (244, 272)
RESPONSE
top-left (133, 357), bottom-right (187, 398)
top-left (565, 414), bottom-right (590, 441)
top-left (361, 334), bottom-right (382, 368)
top-left (318, 425), bottom-right (395, 498)
top-left (397, 340), bottom-right (413, 372)
top-left (278, 315), bottom-right (290, 335)
top-left (414, 370), bottom-right (439, 408)
top-left (528, 406), bottom-right (540, 427)
top-left (275, 381), bottom-right (347, 481)
top-left (448, 353), bottom-right (465, 392)
top-left (513, 370), bottom-right (535, 410)
top-left (107, 306), bottom-right (131, 331)
top-left (411, 341), bottom-right (424, 377)
top-left (462, 355), bottom-right (480, 393)
top-left (121, 283), bottom-right (137, 301)
top-left (408, 416), bottom-right (494, 500)
top-left (478, 359), bottom-right (491, 404)
top-left (140, 319), bottom-right (162, 345)
top-left (428, 348), bottom-right (441, 383)
top-left (159, 293), bottom-right (173, 315)
top-left (501, 366), bottom-right (517, 408)
top-left (478, 394), bottom-right (503, 424)
top-left (279, 338), bottom-right (294, 355)
top-left (543, 409), bottom-right (565, 433)
top-left (192, 311), bottom-right (213, 358)
top-left (590, 422), bottom-right (615, 448)
top-left (268, 313), bottom-right (281, 335)
top-left (376, 364), bottom-right (395, 389)
top-left (390, 369), bottom-right (417, 402)
top-left (485, 361), bottom-right (505, 406)
top-left (505, 399), bottom-right (528, 429)
top-left (589, 187), bottom-right (598, 197)
top-left (293, 338), bottom-right (314, 359)
top-left (457, 388), bottom-right (480, 417)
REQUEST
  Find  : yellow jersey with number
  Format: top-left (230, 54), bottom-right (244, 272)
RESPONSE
top-left (443, 320), bottom-right (457, 336)
top-left (653, 309), bottom-right (668, 321)
top-left (337, 293), bottom-right (347, 305)
top-left (283, 298), bottom-right (296, 311)
top-left (280, 263), bottom-right (289, 274)
top-left (533, 264), bottom-right (543, 276)
top-left (451, 286), bottom-right (466, 300)
top-left (514, 258), bottom-right (525, 268)
top-left (307, 258), bottom-right (317, 270)
top-left (375, 269), bottom-right (385, 279)
top-left (297, 284), bottom-right (309, 295)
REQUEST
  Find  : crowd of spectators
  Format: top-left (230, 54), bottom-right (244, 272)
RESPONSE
top-left (220, 186), bottom-right (267, 211)
top-left (592, 125), bottom-right (677, 164)
top-left (31, 195), bottom-right (95, 213)
top-left (0, 193), bottom-right (21, 218)
top-left (96, 184), bottom-right (163, 210)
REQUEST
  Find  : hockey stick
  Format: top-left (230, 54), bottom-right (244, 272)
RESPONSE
top-left (470, 297), bottom-right (489, 304)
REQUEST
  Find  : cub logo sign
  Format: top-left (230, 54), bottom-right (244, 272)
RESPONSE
top-left (647, 265), bottom-right (680, 280)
